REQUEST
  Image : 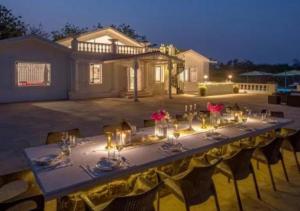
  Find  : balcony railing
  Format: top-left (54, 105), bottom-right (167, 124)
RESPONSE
top-left (73, 40), bottom-right (160, 55)
top-left (77, 42), bottom-right (112, 53)
top-left (116, 45), bottom-right (144, 55)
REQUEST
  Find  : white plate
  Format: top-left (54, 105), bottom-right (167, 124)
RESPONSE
top-left (95, 158), bottom-right (120, 171)
top-left (33, 154), bottom-right (59, 166)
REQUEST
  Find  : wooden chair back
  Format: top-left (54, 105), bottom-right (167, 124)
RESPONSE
top-left (223, 147), bottom-right (256, 180)
top-left (46, 128), bottom-right (80, 145)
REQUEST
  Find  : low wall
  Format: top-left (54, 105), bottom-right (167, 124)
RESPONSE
top-left (182, 82), bottom-right (198, 93)
top-left (237, 83), bottom-right (276, 94)
top-left (198, 82), bottom-right (234, 96)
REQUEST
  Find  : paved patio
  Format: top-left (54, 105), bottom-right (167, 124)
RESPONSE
top-left (0, 93), bottom-right (299, 176)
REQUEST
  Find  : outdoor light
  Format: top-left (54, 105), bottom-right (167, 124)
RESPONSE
top-left (204, 75), bottom-right (208, 82)
top-left (228, 74), bottom-right (233, 82)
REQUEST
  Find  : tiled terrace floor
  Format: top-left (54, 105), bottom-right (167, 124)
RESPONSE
top-left (1, 93), bottom-right (300, 210)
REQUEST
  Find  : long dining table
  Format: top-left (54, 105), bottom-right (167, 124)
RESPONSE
top-left (24, 117), bottom-right (293, 200)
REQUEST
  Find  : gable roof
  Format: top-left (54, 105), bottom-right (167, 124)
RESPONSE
top-left (177, 49), bottom-right (210, 62)
top-left (0, 35), bottom-right (71, 52)
top-left (56, 27), bottom-right (144, 47)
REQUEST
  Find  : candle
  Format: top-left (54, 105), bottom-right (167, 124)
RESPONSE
top-left (190, 105), bottom-right (193, 111)
top-left (174, 123), bottom-right (178, 131)
top-left (121, 132), bottom-right (126, 144)
top-left (194, 104), bottom-right (197, 110)
top-left (185, 105), bottom-right (188, 112)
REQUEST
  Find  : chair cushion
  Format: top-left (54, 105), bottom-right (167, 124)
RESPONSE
top-left (6, 200), bottom-right (37, 211)
top-left (0, 180), bottom-right (28, 203)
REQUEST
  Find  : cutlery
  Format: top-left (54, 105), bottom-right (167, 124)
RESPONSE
top-left (80, 165), bottom-right (95, 178)
top-left (121, 157), bottom-right (131, 166)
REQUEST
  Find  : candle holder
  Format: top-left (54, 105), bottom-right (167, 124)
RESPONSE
top-left (198, 112), bottom-right (207, 129)
top-left (183, 104), bottom-right (197, 131)
top-left (105, 132), bottom-right (113, 149)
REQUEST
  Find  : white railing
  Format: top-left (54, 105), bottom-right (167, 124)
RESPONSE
top-left (74, 40), bottom-right (160, 55)
top-left (237, 83), bottom-right (276, 94)
top-left (116, 45), bottom-right (144, 55)
top-left (77, 42), bottom-right (112, 53)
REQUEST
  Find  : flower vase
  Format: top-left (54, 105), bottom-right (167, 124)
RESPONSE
top-left (210, 112), bottom-right (221, 127)
top-left (155, 121), bottom-right (168, 137)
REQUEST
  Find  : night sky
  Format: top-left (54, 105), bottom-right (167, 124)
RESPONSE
top-left (1, 0), bottom-right (300, 64)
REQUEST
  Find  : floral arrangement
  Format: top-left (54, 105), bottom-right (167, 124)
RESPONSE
top-left (151, 110), bottom-right (169, 122)
top-left (207, 102), bottom-right (224, 113)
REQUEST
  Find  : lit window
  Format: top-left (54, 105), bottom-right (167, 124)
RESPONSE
top-left (184, 69), bottom-right (189, 82)
top-left (155, 66), bottom-right (164, 82)
top-left (16, 62), bottom-right (51, 87)
top-left (89, 64), bottom-right (103, 84)
top-left (190, 67), bottom-right (197, 82)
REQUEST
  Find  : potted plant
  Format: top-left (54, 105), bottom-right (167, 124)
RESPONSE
top-left (233, 86), bottom-right (239, 94)
top-left (199, 85), bottom-right (207, 96)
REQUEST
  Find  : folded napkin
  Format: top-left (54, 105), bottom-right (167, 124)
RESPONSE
top-left (160, 142), bottom-right (184, 153)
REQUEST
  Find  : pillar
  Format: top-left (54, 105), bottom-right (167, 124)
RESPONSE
top-left (168, 59), bottom-right (173, 99)
top-left (133, 58), bottom-right (139, 102)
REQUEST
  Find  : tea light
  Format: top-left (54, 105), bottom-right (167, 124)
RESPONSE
top-left (105, 132), bottom-right (113, 149)
top-left (174, 123), bottom-right (178, 131)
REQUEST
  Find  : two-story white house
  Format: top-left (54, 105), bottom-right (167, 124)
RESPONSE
top-left (0, 27), bottom-right (211, 103)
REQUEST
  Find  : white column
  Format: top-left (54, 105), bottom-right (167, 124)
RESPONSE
top-left (168, 59), bottom-right (173, 99)
top-left (133, 58), bottom-right (139, 102)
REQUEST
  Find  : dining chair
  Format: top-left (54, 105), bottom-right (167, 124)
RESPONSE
top-left (0, 171), bottom-right (44, 211)
top-left (0, 195), bottom-right (44, 211)
top-left (270, 111), bottom-right (284, 118)
top-left (143, 119), bottom-right (155, 127)
top-left (157, 157), bottom-right (222, 211)
top-left (281, 129), bottom-right (300, 171)
top-left (81, 179), bottom-right (162, 211)
top-left (46, 128), bottom-right (81, 145)
top-left (216, 147), bottom-right (260, 211)
top-left (252, 137), bottom-right (289, 191)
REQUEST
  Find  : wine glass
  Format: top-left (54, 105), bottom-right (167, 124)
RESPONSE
top-left (173, 130), bottom-right (180, 144)
top-left (61, 132), bottom-right (69, 145)
top-left (61, 141), bottom-right (71, 156)
top-left (242, 115), bottom-right (248, 124)
top-left (116, 137), bottom-right (124, 162)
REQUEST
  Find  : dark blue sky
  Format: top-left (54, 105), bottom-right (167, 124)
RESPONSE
top-left (1, 0), bottom-right (300, 64)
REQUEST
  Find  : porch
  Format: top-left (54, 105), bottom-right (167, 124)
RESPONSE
top-left (69, 52), bottom-right (184, 101)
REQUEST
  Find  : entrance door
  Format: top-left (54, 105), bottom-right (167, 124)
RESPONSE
top-left (127, 67), bottom-right (142, 91)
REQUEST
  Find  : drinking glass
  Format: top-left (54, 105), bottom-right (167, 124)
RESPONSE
top-left (61, 132), bottom-right (69, 145)
top-left (242, 115), bottom-right (248, 124)
top-left (116, 137), bottom-right (124, 161)
top-left (173, 130), bottom-right (180, 144)
top-left (61, 142), bottom-right (71, 156)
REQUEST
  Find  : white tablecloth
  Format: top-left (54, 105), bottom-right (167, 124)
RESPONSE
top-left (24, 117), bottom-right (292, 200)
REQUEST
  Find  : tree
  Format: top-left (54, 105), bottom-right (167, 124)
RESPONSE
top-left (92, 22), bottom-right (103, 30)
top-left (110, 23), bottom-right (147, 42)
top-left (51, 23), bottom-right (88, 41)
top-left (0, 4), bottom-right (26, 40)
top-left (27, 24), bottom-right (49, 39)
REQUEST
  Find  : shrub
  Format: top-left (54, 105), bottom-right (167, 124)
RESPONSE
top-left (199, 86), bottom-right (207, 96)
top-left (233, 86), bottom-right (239, 94)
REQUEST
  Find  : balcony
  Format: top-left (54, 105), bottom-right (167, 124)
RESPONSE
top-left (72, 40), bottom-right (159, 55)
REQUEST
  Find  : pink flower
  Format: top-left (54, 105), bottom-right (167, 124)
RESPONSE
top-left (207, 102), bottom-right (224, 113)
top-left (151, 110), bottom-right (167, 121)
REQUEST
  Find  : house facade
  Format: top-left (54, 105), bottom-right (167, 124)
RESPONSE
top-left (0, 27), bottom-right (211, 103)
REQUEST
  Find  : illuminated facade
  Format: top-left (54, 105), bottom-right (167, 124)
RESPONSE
top-left (0, 27), bottom-right (211, 103)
